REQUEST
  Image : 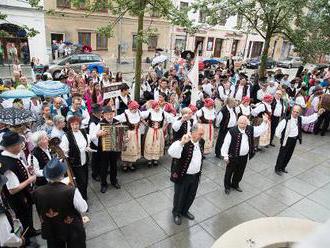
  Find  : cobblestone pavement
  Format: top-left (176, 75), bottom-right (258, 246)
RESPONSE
top-left (32, 132), bottom-right (330, 248)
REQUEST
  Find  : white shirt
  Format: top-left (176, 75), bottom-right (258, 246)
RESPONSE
top-left (2, 151), bottom-right (29, 190)
top-left (172, 117), bottom-right (196, 132)
top-left (216, 106), bottom-right (237, 128)
top-left (202, 83), bottom-right (213, 97)
top-left (295, 95), bottom-right (306, 108)
top-left (168, 140), bottom-right (202, 174)
top-left (239, 104), bottom-right (251, 117)
top-left (221, 122), bottom-right (268, 160)
top-left (218, 86), bottom-right (232, 101)
top-left (275, 113), bottom-right (318, 139)
top-left (273, 99), bottom-right (284, 117)
top-left (72, 188), bottom-right (88, 213)
top-left (251, 102), bottom-right (272, 117)
top-left (60, 131), bottom-right (89, 165)
top-left (50, 126), bottom-right (64, 139)
top-left (140, 109), bottom-right (174, 124)
top-left (28, 148), bottom-right (52, 177)
top-left (267, 84), bottom-right (278, 95)
top-left (257, 89), bottom-right (267, 102)
top-left (196, 107), bottom-right (216, 121)
top-left (232, 84), bottom-right (250, 101)
top-left (0, 215), bottom-right (22, 247)
top-left (115, 95), bottom-right (129, 110)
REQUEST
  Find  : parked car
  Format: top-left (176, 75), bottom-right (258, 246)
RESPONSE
top-left (49, 53), bottom-right (105, 79)
top-left (277, 57), bottom-right (303, 69)
top-left (245, 57), bottom-right (276, 69)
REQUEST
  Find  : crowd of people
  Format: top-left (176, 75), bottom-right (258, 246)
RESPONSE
top-left (0, 54), bottom-right (329, 247)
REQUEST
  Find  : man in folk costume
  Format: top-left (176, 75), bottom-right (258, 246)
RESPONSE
top-left (0, 131), bottom-right (41, 246)
top-left (88, 104), bottom-right (102, 181)
top-left (115, 83), bottom-right (131, 115)
top-left (196, 98), bottom-right (216, 154)
top-left (270, 90), bottom-right (285, 146)
top-left (90, 106), bottom-right (121, 193)
top-left (215, 97), bottom-right (238, 158)
top-left (168, 124), bottom-right (205, 225)
top-left (274, 105), bottom-right (325, 176)
top-left (28, 131), bottom-right (51, 186)
top-left (33, 158), bottom-right (88, 248)
top-left (251, 94), bottom-right (273, 149)
top-left (114, 100), bottom-right (142, 172)
top-left (221, 115), bottom-right (269, 194)
top-left (172, 107), bottom-right (195, 142)
top-left (141, 100), bottom-right (173, 167)
top-left (231, 77), bottom-right (250, 102)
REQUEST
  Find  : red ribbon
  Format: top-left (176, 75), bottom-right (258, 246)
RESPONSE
top-left (153, 128), bottom-right (159, 143)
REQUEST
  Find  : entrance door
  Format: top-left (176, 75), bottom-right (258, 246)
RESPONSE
top-left (51, 33), bottom-right (64, 43)
top-left (195, 37), bottom-right (205, 56)
top-left (214, 38), bottom-right (223, 57)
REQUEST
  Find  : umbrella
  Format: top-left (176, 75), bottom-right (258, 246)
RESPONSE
top-left (82, 45), bottom-right (92, 53)
top-left (31, 80), bottom-right (70, 97)
top-left (203, 58), bottom-right (225, 65)
top-left (0, 107), bottom-right (37, 126)
top-left (0, 89), bottom-right (36, 99)
top-left (64, 41), bottom-right (73, 45)
top-left (87, 64), bottom-right (104, 74)
top-left (151, 55), bottom-right (168, 66)
top-left (181, 50), bottom-right (195, 60)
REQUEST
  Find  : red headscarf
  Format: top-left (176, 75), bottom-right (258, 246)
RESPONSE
top-left (263, 94), bottom-right (273, 103)
top-left (204, 98), bottom-right (214, 108)
top-left (128, 100), bottom-right (139, 110)
top-left (189, 104), bottom-right (198, 113)
top-left (151, 100), bottom-right (159, 109)
top-left (242, 96), bottom-right (250, 104)
top-left (164, 103), bottom-right (176, 115)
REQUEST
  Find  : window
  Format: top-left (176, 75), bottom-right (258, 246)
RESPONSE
top-left (68, 55), bottom-right (79, 64)
top-left (236, 14), bottom-right (243, 29)
top-left (199, 10), bottom-right (207, 23)
top-left (207, 37), bottom-right (214, 51)
top-left (132, 35), bottom-right (138, 51)
top-left (96, 33), bottom-right (108, 50)
top-left (57, 0), bottom-right (70, 8)
top-left (180, 2), bottom-right (189, 11)
top-left (78, 32), bottom-right (91, 46)
top-left (231, 40), bottom-right (239, 56)
top-left (148, 36), bottom-right (158, 51)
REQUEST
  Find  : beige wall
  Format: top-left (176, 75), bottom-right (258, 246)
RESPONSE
top-left (44, 1), bottom-right (171, 63)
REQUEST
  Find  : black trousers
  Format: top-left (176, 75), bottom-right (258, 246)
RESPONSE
top-left (215, 128), bottom-right (229, 157)
top-left (224, 155), bottom-right (248, 189)
top-left (47, 237), bottom-right (86, 248)
top-left (91, 150), bottom-right (101, 178)
top-left (275, 137), bottom-right (297, 171)
top-left (172, 174), bottom-right (199, 216)
top-left (14, 200), bottom-right (34, 239)
top-left (314, 110), bottom-right (330, 135)
top-left (270, 116), bottom-right (280, 144)
top-left (72, 164), bottom-right (88, 201)
top-left (99, 151), bottom-right (119, 186)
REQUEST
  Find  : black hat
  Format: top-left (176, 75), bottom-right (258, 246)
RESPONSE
top-left (102, 106), bottom-right (115, 113)
top-left (91, 104), bottom-right (101, 113)
top-left (43, 158), bottom-right (67, 180)
top-left (0, 131), bottom-right (24, 147)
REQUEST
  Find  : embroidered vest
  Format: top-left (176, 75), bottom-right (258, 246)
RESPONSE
top-left (228, 126), bottom-right (255, 159)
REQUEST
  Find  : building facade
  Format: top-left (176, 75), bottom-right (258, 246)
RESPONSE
top-left (0, 0), bottom-right (48, 64)
top-left (44, 0), bottom-right (171, 64)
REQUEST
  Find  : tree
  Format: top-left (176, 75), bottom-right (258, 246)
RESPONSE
top-left (193, 0), bottom-right (308, 77)
top-left (287, 0), bottom-right (330, 63)
top-left (42, 0), bottom-right (194, 99)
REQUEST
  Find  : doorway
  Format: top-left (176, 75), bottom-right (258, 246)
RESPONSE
top-left (214, 38), bottom-right (223, 58)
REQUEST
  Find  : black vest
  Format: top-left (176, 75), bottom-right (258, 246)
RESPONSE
top-left (31, 147), bottom-right (50, 186)
top-left (280, 116), bottom-right (302, 145)
top-left (170, 139), bottom-right (205, 183)
top-left (199, 109), bottom-right (214, 124)
top-left (234, 84), bottom-right (248, 99)
top-left (65, 130), bottom-right (88, 167)
top-left (228, 126), bottom-right (255, 159)
top-left (0, 155), bottom-right (32, 211)
top-left (219, 106), bottom-right (237, 132)
top-left (172, 118), bottom-right (194, 141)
top-left (32, 182), bottom-right (85, 241)
top-left (271, 98), bottom-right (284, 117)
top-left (117, 95), bottom-right (131, 115)
top-left (89, 115), bottom-right (101, 149)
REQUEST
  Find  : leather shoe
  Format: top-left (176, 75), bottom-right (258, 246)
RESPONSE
top-left (112, 182), bottom-right (121, 189)
top-left (225, 188), bottom-right (230, 195)
top-left (173, 215), bottom-right (182, 225)
top-left (275, 170), bottom-right (282, 176)
top-left (100, 185), bottom-right (108, 193)
top-left (233, 186), bottom-right (243, 192)
top-left (281, 169), bottom-right (288, 173)
top-left (183, 211), bottom-right (195, 220)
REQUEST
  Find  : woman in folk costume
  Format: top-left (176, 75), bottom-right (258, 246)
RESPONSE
top-left (114, 100), bottom-right (142, 172)
top-left (238, 96), bottom-right (251, 119)
top-left (141, 100), bottom-right (173, 167)
top-left (196, 98), bottom-right (216, 154)
top-left (251, 94), bottom-right (273, 148)
top-left (302, 86), bottom-right (324, 133)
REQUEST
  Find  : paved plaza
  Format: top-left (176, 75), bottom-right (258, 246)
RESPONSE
top-left (33, 132), bottom-right (330, 248)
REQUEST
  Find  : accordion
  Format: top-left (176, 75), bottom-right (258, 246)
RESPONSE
top-left (101, 124), bottom-right (128, 152)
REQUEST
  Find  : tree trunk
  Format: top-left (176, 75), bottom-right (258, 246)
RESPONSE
top-left (134, 0), bottom-right (145, 100)
top-left (259, 31), bottom-right (272, 78)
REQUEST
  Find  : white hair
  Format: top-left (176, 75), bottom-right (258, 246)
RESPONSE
top-left (31, 130), bottom-right (48, 146)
